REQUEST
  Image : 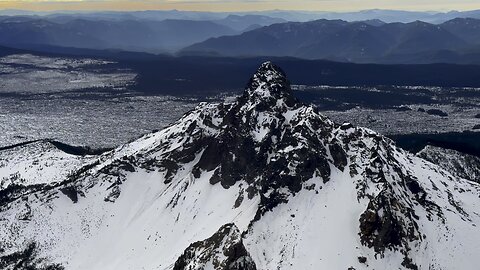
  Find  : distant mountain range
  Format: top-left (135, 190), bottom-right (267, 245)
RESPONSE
top-left (258, 9), bottom-right (480, 24)
top-left (0, 15), bottom-right (284, 53)
top-left (2, 9), bottom-right (480, 24)
top-left (4, 43), bottom-right (480, 95)
top-left (182, 18), bottom-right (480, 64)
top-left (2, 10), bottom-right (480, 63)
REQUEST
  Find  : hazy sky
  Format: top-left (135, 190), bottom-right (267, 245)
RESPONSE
top-left (0, 0), bottom-right (478, 12)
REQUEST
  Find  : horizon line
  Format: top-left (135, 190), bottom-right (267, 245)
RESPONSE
top-left (0, 7), bottom-right (478, 14)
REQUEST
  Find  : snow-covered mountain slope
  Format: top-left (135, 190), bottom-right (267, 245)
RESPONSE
top-left (1, 62), bottom-right (480, 270)
top-left (418, 145), bottom-right (480, 183)
top-left (0, 140), bottom-right (95, 189)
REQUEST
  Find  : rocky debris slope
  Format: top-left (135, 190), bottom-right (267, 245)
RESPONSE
top-left (418, 145), bottom-right (480, 183)
top-left (0, 62), bottom-right (479, 270)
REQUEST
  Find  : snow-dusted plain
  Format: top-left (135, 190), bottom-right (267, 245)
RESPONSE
top-left (0, 54), bottom-right (199, 148)
top-left (0, 94), bottom-right (198, 148)
top-left (0, 62), bottom-right (479, 270)
top-left (295, 85), bottom-right (480, 135)
top-left (0, 54), bottom-right (135, 94)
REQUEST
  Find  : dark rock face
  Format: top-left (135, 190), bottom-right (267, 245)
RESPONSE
top-left (0, 243), bottom-right (64, 270)
top-left (59, 186), bottom-right (79, 203)
top-left (241, 62), bottom-right (296, 108)
top-left (329, 141), bottom-right (348, 171)
top-left (173, 224), bottom-right (256, 270)
top-left (358, 183), bottom-right (425, 270)
top-left (196, 62), bottom-right (332, 195)
top-left (344, 133), bottom-right (447, 269)
top-left (359, 192), bottom-right (403, 253)
top-left (149, 62), bottom-right (335, 217)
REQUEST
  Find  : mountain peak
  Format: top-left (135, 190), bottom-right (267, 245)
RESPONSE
top-left (2, 62), bottom-right (480, 270)
top-left (258, 61), bottom-right (281, 73)
top-left (242, 61), bottom-right (297, 109)
top-left (246, 62), bottom-right (290, 97)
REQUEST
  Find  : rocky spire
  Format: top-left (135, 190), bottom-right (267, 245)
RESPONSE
top-left (241, 61), bottom-right (298, 109)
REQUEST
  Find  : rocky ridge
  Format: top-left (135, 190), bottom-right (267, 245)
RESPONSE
top-left (417, 145), bottom-right (480, 183)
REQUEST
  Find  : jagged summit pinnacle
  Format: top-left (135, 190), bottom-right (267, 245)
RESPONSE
top-left (241, 61), bottom-right (297, 109)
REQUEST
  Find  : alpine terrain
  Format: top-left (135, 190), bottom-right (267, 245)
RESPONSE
top-left (417, 145), bottom-right (480, 184)
top-left (0, 62), bottom-right (479, 270)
